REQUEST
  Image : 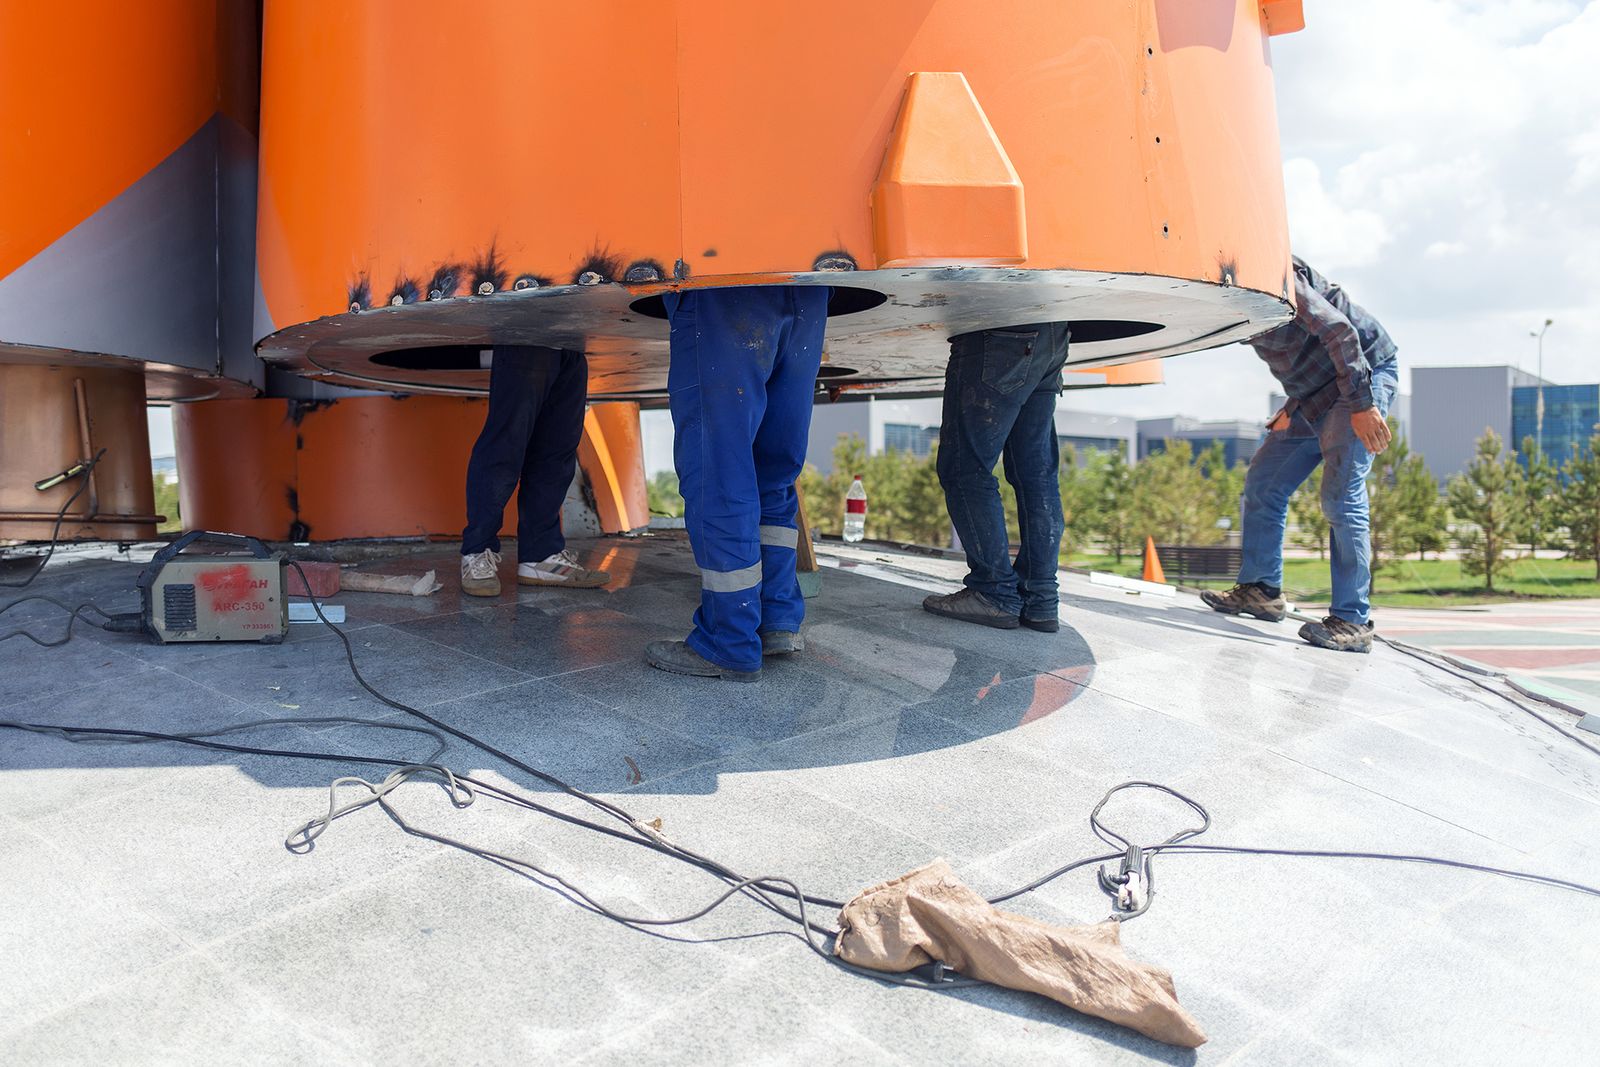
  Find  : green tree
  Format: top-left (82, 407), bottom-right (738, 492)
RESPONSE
top-left (1519, 435), bottom-right (1563, 550)
top-left (1057, 445), bottom-right (1106, 557)
top-left (1447, 428), bottom-right (1528, 591)
top-left (1196, 440), bottom-right (1245, 538)
top-left (646, 470), bottom-right (684, 518)
top-left (151, 474), bottom-right (182, 534)
top-left (1561, 432), bottom-right (1600, 578)
top-left (1132, 441), bottom-right (1220, 546)
top-left (1395, 452), bottom-right (1448, 559)
top-left (1288, 477), bottom-right (1329, 559)
top-left (1096, 448), bottom-right (1136, 562)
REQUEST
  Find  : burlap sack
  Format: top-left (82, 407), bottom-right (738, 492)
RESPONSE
top-left (834, 859), bottom-right (1206, 1048)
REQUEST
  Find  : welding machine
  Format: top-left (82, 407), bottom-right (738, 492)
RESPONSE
top-left (134, 531), bottom-right (288, 644)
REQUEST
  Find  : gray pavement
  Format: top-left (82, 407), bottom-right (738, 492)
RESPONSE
top-left (2, 534), bottom-right (1598, 1065)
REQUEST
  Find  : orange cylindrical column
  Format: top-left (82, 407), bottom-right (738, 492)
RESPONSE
top-left (174, 395), bottom-right (645, 542)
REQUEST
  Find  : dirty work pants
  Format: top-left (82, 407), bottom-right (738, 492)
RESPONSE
top-left (461, 345), bottom-right (588, 561)
top-left (937, 324), bottom-right (1071, 620)
top-left (665, 286), bottom-right (829, 672)
top-left (1236, 361), bottom-right (1399, 625)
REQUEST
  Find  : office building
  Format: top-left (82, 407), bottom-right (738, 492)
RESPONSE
top-left (801, 397), bottom-right (1138, 474)
top-left (1410, 365), bottom-right (1546, 480)
top-left (1136, 416), bottom-right (1263, 466)
top-left (1512, 382), bottom-right (1600, 471)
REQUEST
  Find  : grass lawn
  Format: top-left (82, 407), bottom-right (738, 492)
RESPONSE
top-left (1065, 552), bottom-right (1600, 608)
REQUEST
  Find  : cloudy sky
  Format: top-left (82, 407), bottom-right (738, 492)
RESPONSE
top-left (1103, 0), bottom-right (1599, 423)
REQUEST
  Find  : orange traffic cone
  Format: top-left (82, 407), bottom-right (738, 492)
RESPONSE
top-left (1141, 536), bottom-right (1167, 584)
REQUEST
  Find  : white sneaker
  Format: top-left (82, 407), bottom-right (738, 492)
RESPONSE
top-left (460, 548), bottom-right (503, 597)
top-left (517, 548), bottom-right (611, 588)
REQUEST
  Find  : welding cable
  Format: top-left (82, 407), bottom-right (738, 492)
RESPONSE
top-left (8, 717), bottom-right (1600, 1001)
top-left (0, 594), bottom-right (123, 648)
top-left (0, 449), bottom-right (107, 590)
top-left (280, 560), bottom-right (862, 936)
top-left (1378, 635), bottom-right (1600, 760)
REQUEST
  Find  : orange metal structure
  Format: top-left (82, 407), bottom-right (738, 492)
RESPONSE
top-left (253, 0), bottom-right (1301, 401)
top-left (3, 0), bottom-right (1304, 543)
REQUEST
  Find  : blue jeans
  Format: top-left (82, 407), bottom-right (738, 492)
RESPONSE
top-left (665, 286), bottom-right (829, 672)
top-left (1237, 362), bottom-right (1399, 625)
top-left (937, 324), bottom-right (1070, 619)
top-left (462, 346), bottom-right (588, 560)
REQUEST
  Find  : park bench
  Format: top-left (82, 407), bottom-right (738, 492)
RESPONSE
top-left (1153, 543), bottom-right (1242, 584)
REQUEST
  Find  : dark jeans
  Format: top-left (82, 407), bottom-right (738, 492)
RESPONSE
top-left (937, 323), bottom-right (1070, 618)
top-left (461, 345), bottom-right (588, 560)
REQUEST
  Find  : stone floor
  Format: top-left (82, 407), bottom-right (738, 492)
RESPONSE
top-left (2, 534), bottom-right (1598, 1065)
top-left (1379, 600), bottom-right (1600, 715)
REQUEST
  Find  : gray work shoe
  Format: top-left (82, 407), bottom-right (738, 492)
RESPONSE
top-left (1299, 615), bottom-right (1374, 653)
top-left (761, 630), bottom-right (805, 656)
top-left (460, 548), bottom-right (502, 597)
top-left (922, 588), bottom-right (1020, 630)
top-left (1200, 582), bottom-right (1286, 623)
top-left (645, 640), bottom-right (762, 682)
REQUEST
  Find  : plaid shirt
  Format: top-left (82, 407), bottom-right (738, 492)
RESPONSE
top-left (1252, 257), bottom-right (1397, 425)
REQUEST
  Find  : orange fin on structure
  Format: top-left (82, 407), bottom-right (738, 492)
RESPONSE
top-left (871, 72), bottom-right (1026, 268)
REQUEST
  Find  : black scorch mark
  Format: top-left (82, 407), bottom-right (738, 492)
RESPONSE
top-left (389, 276), bottom-right (421, 306)
top-left (347, 275), bottom-right (371, 313)
top-left (623, 259), bottom-right (666, 284)
top-left (573, 248), bottom-right (623, 286)
top-left (813, 250), bottom-right (857, 272)
top-left (427, 264), bottom-right (461, 301)
top-left (470, 242), bottom-right (508, 295)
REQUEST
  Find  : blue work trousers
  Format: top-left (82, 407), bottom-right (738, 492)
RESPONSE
top-left (937, 324), bottom-right (1071, 619)
top-left (665, 286), bottom-right (829, 672)
top-left (461, 345), bottom-right (588, 561)
top-left (1237, 361), bottom-right (1399, 625)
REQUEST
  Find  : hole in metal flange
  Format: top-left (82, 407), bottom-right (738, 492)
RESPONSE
top-left (627, 286), bottom-right (888, 320)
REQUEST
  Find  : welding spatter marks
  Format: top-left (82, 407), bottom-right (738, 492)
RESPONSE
top-left (1216, 255), bottom-right (1239, 288)
top-left (346, 275), bottom-right (371, 314)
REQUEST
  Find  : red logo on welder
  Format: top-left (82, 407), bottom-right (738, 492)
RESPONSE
top-left (199, 565), bottom-right (268, 612)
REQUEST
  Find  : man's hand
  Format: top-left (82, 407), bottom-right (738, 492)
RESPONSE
top-left (1267, 408), bottom-right (1290, 433)
top-left (1351, 407), bottom-right (1391, 454)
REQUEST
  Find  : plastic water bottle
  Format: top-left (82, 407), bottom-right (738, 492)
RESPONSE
top-left (843, 475), bottom-right (867, 543)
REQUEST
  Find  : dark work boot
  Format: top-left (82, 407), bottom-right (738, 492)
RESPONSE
top-left (922, 588), bottom-right (1021, 630)
top-left (761, 630), bottom-right (805, 656)
top-left (1200, 582), bottom-right (1287, 623)
top-left (1299, 615), bottom-right (1375, 653)
top-left (645, 640), bottom-right (762, 682)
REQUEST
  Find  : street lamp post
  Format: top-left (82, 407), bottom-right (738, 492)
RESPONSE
top-left (1530, 318), bottom-right (1553, 456)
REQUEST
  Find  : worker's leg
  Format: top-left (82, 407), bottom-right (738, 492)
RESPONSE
top-left (516, 349), bottom-right (588, 562)
top-left (936, 328), bottom-right (1043, 614)
top-left (752, 287), bottom-right (829, 636)
top-left (462, 345), bottom-right (559, 555)
top-left (1001, 325), bottom-right (1070, 624)
top-left (1320, 363), bottom-right (1399, 625)
top-left (664, 287), bottom-right (785, 673)
top-left (1236, 419), bottom-right (1324, 591)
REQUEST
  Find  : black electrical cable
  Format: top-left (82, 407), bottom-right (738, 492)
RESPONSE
top-left (0, 594), bottom-right (137, 648)
top-left (1, 448), bottom-right (106, 590)
top-left (8, 552), bottom-right (1600, 1001)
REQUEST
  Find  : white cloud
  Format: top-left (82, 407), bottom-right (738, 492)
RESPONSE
top-left (1135, 0), bottom-right (1600, 423)
top-left (1282, 157), bottom-right (1392, 269)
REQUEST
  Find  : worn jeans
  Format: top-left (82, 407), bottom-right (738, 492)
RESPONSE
top-left (937, 323), bottom-right (1071, 619)
top-left (461, 345), bottom-right (588, 561)
top-left (1237, 361), bottom-right (1400, 625)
